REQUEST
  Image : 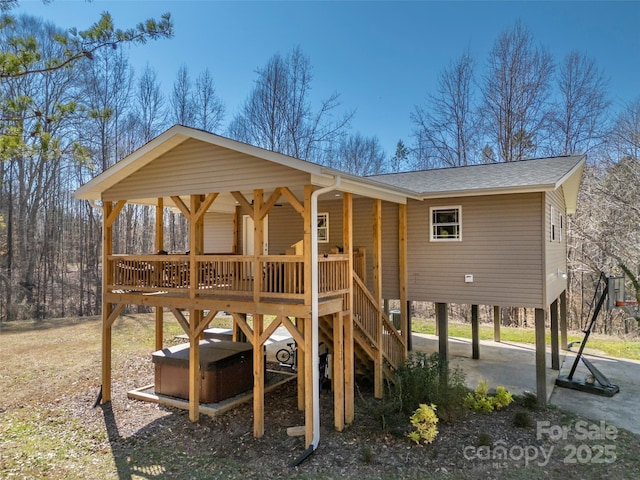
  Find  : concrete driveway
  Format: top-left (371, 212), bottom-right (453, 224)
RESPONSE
top-left (411, 333), bottom-right (640, 435)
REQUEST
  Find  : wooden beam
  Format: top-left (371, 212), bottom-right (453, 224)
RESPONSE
top-left (253, 314), bottom-right (265, 438)
top-left (155, 198), bottom-right (165, 350)
top-left (101, 201), bottom-right (114, 403)
top-left (259, 187), bottom-right (282, 220)
top-left (303, 185), bottom-right (313, 306)
top-left (493, 306), bottom-right (501, 342)
top-left (231, 191), bottom-right (252, 215)
top-left (342, 192), bottom-right (354, 423)
top-left (188, 309), bottom-right (202, 422)
top-left (471, 304), bottom-right (479, 360)
top-left (278, 316), bottom-right (304, 347)
top-left (189, 195), bottom-right (202, 301)
top-left (550, 299), bottom-right (560, 370)
top-left (281, 186), bottom-right (304, 215)
top-left (259, 315), bottom-right (284, 345)
top-left (560, 290), bottom-right (568, 350)
top-left (193, 192), bottom-right (219, 224)
top-left (170, 196), bottom-right (191, 220)
top-left (105, 303), bottom-right (126, 328)
top-left (232, 312), bottom-right (254, 345)
top-left (297, 317), bottom-right (305, 411)
top-left (253, 190), bottom-right (264, 303)
top-left (194, 309), bottom-right (219, 339)
top-left (372, 199), bottom-right (383, 399)
top-left (105, 200), bottom-right (126, 228)
top-left (333, 311), bottom-right (345, 432)
top-left (170, 307), bottom-right (190, 336)
top-left (535, 308), bottom-right (547, 404)
top-left (398, 203), bottom-right (408, 357)
top-left (436, 303), bottom-right (448, 362)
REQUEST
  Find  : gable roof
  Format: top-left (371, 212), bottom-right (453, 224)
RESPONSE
top-left (74, 125), bottom-right (585, 214)
top-left (368, 155), bottom-right (585, 213)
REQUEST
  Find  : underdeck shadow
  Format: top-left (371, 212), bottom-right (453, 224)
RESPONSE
top-left (100, 402), bottom-right (133, 480)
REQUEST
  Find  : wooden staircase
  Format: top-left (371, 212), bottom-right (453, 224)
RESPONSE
top-left (318, 270), bottom-right (406, 391)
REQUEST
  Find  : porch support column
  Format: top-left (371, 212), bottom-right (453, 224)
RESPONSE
top-left (560, 290), bottom-right (568, 350)
top-left (302, 185), bottom-right (313, 446)
top-left (471, 304), bottom-right (479, 360)
top-left (372, 199), bottom-right (383, 399)
top-left (101, 200), bottom-right (114, 403)
top-left (493, 306), bottom-right (501, 342)
top-left (253, 189), bottom-right (264, 303)
top-left (155, 197), bottom-right (164, 350)
top-left (550, 299), bottom-right (560, 370)
top-left (436, 303), bottom-right (448, 362)
top-left (297, 317), bottom-right (305, 411)
top-left (342, 192), bottom-right (355, 423)
top-left (535, 307), bottom-right (547, 403)
top-left (253, 314), bottom-right (265, 438)
top-left (399, 203), bottom-right (409, 358)
top-left (188, 194), bottom-right (203, 422)
top-left (333, 311), bottom-right (345, 431)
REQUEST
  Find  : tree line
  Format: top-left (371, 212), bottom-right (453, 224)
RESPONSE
top-left (0, 7), bottom-right (638, 334)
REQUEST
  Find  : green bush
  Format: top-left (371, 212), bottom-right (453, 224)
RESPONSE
top-left (407, 403), bottom-right (439, 445)
top-left (464, 380), bottom-right (513, 414)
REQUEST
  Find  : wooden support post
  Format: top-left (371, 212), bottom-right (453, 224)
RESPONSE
top-left (436, 303), bottom-right (448, 362)
top-left (550, 299), bottom-right (560, 370)
top-left (155, 198), bottom-right (164, 351)
top-left (406, 301), bottom-right (413, 351)
top-left (535, 308), bottom-right (547, 404)
top-left (343, 193), bottom-right (354, 424)
top-left (493, 306), bottom-right (501, 342)
top-left (101, 201), bottom-right (114, 403)
top-left (304, 315), bottom-right (314, 448)
top-left (560, 290), bottom-right (568, 350)
top-left (297, 317), bottom-right (305, 411)
top-left (253, 314), bottom-right (265, 438)
top-left (333, 312), bottom-right (345, 431)
top-left (399, 203), bottom-right (408, 357)
top-left (188, 309), bottom-right (202, 422)
top-left (471, 304), bottom-right (479, 360)
top-left (253, 190), bottom-right (264, 303)
top-left (372, 199), bottom-right (383, 399)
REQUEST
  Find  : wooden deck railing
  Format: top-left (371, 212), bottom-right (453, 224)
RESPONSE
top-left (353, 272), bottom-right (405, 371)
top-left (107, 253), bottom-right (349, 300)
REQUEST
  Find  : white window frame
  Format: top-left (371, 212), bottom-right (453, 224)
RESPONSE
top-left (559, 213), bottom-right (564, 242)
top-left (551, 206), bottom-right (557, 242)
top-left (430, 206), bottom-right (462, 242)
top-left (317, 212), bottom-right (329, 243)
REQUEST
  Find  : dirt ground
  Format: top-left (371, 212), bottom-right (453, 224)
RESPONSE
top-left (1, 315), bottom-right (639, 479)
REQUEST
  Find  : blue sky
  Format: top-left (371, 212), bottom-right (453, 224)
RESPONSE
top-left (18, 0), bottom-right (640, 156)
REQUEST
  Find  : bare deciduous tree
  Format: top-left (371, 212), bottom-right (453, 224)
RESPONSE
top-left (227, 46), bottom-right (352, 162)
top-left (328, 132), bottom-right (386, 176)
top-left (170, 64), bottom-right (195, 127)
top-left (411, 50), bottom-right (478, 167)
top-left (194, 68), bottom-right (225, 133)
top-left (481, 21), bottom-right (554, 162)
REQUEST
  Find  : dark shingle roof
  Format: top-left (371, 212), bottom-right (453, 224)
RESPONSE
top-left (368, 155), bottom-right (585, 197)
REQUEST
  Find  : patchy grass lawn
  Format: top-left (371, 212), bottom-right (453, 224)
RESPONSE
top-left (1, 313), bottom-right (639, 479)
top-left (411, 318), bottom-right (640, 360)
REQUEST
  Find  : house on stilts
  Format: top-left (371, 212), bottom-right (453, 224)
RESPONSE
top-left (74, 125), bottom-right (585, 449)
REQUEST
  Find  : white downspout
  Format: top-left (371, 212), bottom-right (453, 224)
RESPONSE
top-left (310, 176), bottom-right (341, 450)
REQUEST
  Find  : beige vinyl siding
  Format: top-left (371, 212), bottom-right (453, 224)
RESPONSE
top-left (406, 193), bottom-right (545, 308)
top-left (203, 212), bottom-right (234, 253)
top-left (104, 138), bottom-right (309, 201)
top-left (545, 188), bottom-right (568, 305)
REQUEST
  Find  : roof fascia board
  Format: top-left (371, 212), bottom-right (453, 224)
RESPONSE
top-left (311, 173), bottom-right (408, 204)
top-left (419, 184), bottom-right (556, 200)
top-left (556, 157), bottom-right (585, 214)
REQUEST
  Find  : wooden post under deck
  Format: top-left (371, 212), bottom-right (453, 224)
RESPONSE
top-left (253, 314), bottom-right (265, 438)
top-left (372, 199), bottom-right (383, 399)
top-left (101, 201), bottom-right (114, 403)
top-left (188, 194), bottom-right (203, 422)
top-left (471, 304), bottom-right (479, 360)
top-left (302, 184), bottom-right (314, 447)
top-left (493, 306), bottom-right (501, 342)
top-left (550, 299), bottom-right (560, 370)
top-left (343, 192), bottom-right (355, 424)
top-left (333, 311), bottom-right (345, 431)
top-left (399, 203), bottom-right (408, 357)
top-left (155, 198), bottom-right (164, 351)
top-left (535, 307), bottom-right (547, 403)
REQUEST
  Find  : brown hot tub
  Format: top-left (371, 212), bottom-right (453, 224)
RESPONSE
top-left (152, 339), bottom-right (253, 403)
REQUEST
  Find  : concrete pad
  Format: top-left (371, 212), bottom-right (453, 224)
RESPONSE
top-left (411, 333), bottom-right (560, 402)
top-left (550, 351), bottom-right (640, 435)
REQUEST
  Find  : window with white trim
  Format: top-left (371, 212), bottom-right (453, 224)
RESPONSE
top-left (430, 206), bottom-right (461, 241)
top-left (551, 206), bottom-right (557, 241)
top-left (317, 212), bottom-right (329, 243)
